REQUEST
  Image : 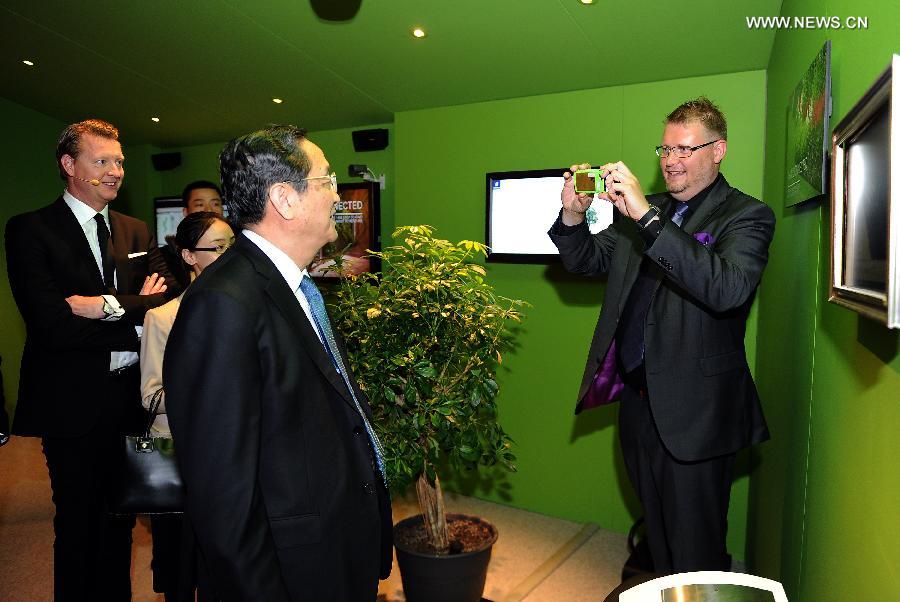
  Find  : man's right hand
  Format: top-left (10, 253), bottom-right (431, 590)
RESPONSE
top-left (140, 273), bottom-right (167, 296)
top-left (561, 163), bottom-right (595, 225)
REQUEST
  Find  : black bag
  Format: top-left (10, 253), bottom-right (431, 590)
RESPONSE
top-left (107, 388), bottom-right (184, 514)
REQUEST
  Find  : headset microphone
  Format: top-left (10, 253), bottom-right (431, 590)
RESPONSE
top-left (73, 176), bottom-right (102, 186)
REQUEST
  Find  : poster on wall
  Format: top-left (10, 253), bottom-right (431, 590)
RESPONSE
top-left (308, 181), bottom-right (381, 279)
top-left (784, 40), bottom-right (832, 207)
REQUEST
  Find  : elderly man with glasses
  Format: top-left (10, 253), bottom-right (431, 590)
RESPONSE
top-left (163, 125), bottom-right (391, 601)
top-left (548, 97), bottom-right (776, 574)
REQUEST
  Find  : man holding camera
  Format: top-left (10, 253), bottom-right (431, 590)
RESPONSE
top-left (548, 97), bottom-right (775, 573)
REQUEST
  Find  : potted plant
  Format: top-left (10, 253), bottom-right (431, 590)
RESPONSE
top-left (328, 225), bottom-right (527, 602)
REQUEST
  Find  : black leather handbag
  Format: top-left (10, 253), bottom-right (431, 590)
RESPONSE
top-left (107, 388), bottom-right (184, 514)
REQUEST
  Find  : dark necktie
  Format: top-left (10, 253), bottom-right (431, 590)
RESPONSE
top-left (93, 213), bottom-right (115, 289)
top-left (299, 275), bottom-right (387, 485)
top-left (617, 202), bottom-right (690, 374)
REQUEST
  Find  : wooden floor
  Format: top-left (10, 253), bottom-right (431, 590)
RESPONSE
top-left (0, 436), bottom-right (629, 601)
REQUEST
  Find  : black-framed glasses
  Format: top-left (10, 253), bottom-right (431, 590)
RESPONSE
top-left (655, 140), bottom-right (719, 158)
top-left (285, 172), bottom-right (338, 191)
top-left (192, 237), bottom-right (235, 255)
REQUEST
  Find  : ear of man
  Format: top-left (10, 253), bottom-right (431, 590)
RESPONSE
top-left (269, 182), bottom-right (298, 220)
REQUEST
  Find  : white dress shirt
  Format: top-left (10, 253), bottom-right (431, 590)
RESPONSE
top-left (62, 191), bottom-right (139, 370)
top-left (242, 229), bottom-right (324, 344)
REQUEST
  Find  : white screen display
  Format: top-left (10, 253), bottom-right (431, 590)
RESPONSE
top-left (487, 173), bottom-right (614, 258)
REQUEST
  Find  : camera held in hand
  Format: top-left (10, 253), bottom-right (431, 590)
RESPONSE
top-left (574, 168), bottom-right (606, 194)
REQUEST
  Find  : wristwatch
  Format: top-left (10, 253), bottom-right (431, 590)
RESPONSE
top-left (101, 297), bottom-right (115, 318)
top-left (636, 205), bottom-right (661, 229)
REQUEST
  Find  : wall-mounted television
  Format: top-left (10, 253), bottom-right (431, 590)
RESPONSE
top-left (485, 168), bottom-right (615, 263)
top-left (153, 196), bottom-right (231, 247)
top-left (829, 54), bottom-right (900, 328)
top-left (309, 181), bottom-right (381, 279)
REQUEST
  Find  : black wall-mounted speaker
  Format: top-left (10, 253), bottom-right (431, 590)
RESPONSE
top-left (151, 152), bottom-right (182, 171)
top-left (351, 128), bottom-right (389, 152)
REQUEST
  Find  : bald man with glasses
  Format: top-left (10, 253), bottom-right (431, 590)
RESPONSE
top-left (549, 97), bottom-right (775, 574)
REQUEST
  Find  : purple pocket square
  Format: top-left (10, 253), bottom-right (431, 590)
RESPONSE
top-left (693, 232), bottom-right (715, 245)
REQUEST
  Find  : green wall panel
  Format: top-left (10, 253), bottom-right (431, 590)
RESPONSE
top-left (754, 1), bottom-right (900, 599)
top-left (394, 71), bottom-right (768, 558)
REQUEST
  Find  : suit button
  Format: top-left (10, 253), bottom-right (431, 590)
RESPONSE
top-left (363, 482), bottom-right (376, 495)
top-left (353, 426), bottom-right (364, 436)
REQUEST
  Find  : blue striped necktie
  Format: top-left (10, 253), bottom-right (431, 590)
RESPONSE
top-left (299, 275), bottom-right (387, 485)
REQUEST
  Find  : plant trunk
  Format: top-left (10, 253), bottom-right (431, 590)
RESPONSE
top-left (416, 472), bottom-right (449, 554)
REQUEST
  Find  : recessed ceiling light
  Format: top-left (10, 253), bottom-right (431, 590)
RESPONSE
top-left (22, 59), bottom-right (34, 66)
top-left (412, 27), bottom-right (426, 38)
top-left (151, 117), bottom-right (160, 123)
top-left (272, 98), bottom-right (283, 104)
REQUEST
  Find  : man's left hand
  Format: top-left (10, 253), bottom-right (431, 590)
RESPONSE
top-left (65, 295), bottom-right (105, 319)
top-left (598, 161), bottom-right (651, 221)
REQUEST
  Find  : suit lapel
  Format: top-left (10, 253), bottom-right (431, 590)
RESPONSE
top-left (681, 176), bottom-right (732, 234)
top-left (235, 236), bottom-right (356, 407)
top-left (49, 197), bottom-right (105, 291)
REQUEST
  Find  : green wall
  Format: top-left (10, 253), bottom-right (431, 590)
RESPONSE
top-left (147, 124), bottom-right (395, 246)
top-left (393, 70), bottom-right (768, 560)
top-left (751, 1), bottom-right (900, 599)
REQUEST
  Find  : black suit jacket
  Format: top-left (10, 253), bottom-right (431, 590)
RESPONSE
top-left (549, 177), bottom-right (775, 462)
top-left (5, 196), bottom-right (177, 437)
top-left (163, 233), bottom-right (391, 602)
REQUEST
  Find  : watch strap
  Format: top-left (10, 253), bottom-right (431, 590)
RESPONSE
top-left (636, 205), bottom-right (660, 229)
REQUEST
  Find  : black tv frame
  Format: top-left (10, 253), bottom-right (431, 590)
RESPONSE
top-left (485, 167), bottom-right (569, 264)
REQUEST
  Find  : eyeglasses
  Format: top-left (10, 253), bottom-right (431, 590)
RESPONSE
top-left (285, 172), bottom-right (338, 192)
top-left (655, 140), bottom-right (719, 158)
top-left (192, 237), bottom-right (235, 255)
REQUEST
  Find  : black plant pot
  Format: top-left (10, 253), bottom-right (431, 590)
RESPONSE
top-left (394, 514), bottom-right (498, 602)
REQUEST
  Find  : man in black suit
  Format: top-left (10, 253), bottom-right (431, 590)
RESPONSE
top-left (164, 125), bottom-right (392, 601)
top-left (5, 118), bottom-right (177, 599)
top-left (159, 180), bottom-right (225, 291)
top-left (549, 97), bottom-right (775, 573)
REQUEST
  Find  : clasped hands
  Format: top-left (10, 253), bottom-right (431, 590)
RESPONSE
top-left (560, 161), bottom-right (652, 226)
top-left (65, 273), bottom-right (167, 319)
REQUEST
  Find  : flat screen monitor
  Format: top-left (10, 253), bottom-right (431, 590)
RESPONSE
top-left (153, 197), bottom-right (184, 247)
top-left (309, 181), bottom-right (381, 279)
top-left (153, 196), bottom-right (231, 247)
top-left (485, 168), bottom-right (615, 263)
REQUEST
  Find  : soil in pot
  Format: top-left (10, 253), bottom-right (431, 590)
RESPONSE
top-left (395, 513), bottom-right (496, 555)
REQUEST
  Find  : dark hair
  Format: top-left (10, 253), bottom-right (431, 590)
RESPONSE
top-left (55, 119), bottom-right (119, 179)
top-left (181, 180), bottom-right (223, 207)
top-left (218, 125), bottom-right (310, 227)
top-left (666, 96), bottom-right (728, 140)
top-left (173, 211), bottom-right (225, 254)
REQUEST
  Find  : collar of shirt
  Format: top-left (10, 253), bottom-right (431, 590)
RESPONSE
top-left (63, 190), bottom-right (109, 229)
top-left (242, 229), bottom-right (323, 343)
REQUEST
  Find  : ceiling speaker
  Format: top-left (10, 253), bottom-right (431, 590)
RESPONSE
top-left (351, 128), bottom-right (389, 152)
top-left (151, 152), bottom-right (181, 171)
top-left (310, 0), bottom-right (362, 21)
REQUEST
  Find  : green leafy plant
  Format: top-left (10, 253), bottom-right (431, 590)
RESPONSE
top-left (329, 225), bottom-right (527, 553)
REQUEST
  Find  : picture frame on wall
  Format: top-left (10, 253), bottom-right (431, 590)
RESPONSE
top-left (784, 40), bottom-right (832, 207)
top-left (829, 54), bottom-right (900, 329)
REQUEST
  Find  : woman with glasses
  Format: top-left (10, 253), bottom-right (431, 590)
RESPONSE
top-left (139, 211), bottom-right (234, 601)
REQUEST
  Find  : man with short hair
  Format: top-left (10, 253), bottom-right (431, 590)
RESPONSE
top-left (549, 97), bottom-right (775, 573)
top-left (160, 180), bottom-right (226, 290)
top-left (5, 118), bottom-right (177, 598)
top-left (164, 125), bottom-right (392, 600)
